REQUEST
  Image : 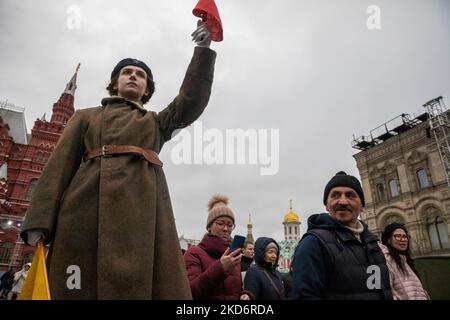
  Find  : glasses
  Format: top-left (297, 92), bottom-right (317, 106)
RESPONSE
top-left (393, 234), bottom-right (409, 241)
top-left (214, 220), bottom-right (235, 230)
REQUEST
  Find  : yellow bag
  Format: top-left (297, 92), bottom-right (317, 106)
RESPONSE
top-left (18, 241), bottom-right (51, 300)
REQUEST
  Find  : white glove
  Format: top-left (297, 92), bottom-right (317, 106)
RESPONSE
top-left (191, 20), bottom-right (211, 48)
top-left (27, 230), bottom-right (45, 246)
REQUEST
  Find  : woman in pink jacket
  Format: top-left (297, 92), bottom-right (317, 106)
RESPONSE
top-left (379, 223), bottom-right (429, 300)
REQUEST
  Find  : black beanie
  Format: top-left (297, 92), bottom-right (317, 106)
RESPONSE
top-left (111, 58), bottom-right (153, 81)
top-left (323, 171), bottom-right (365, 207)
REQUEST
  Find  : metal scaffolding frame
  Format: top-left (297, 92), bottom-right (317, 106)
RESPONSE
top-left (423, 96), bottom-right (450, 188)
top-left (352, 113), bottom-right (423, 151)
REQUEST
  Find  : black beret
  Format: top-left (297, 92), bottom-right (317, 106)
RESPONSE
top-left (323, 171), bottom-right (365, 207)
top-left (111, 58), bottom-right (153, 81)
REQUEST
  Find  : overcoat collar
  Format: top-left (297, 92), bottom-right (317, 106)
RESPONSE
top-left (101, 96), bottom-right (148, 113)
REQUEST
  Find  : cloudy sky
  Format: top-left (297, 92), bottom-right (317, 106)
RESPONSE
top-left (1, 0), bottom-right (449, 242)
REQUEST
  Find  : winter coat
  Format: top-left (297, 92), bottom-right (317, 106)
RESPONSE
top-left (243, 237), bottom-right (285, 300)
top-left (20, 46), bottom-right (217, 299)
top-left (292, 213), bottom-right (393, 300)
top-left (184, 233), bottom-right (243, 300)
top-left (379, 243), bottom-right (429, 300)
top-left (281, 271), bottom-right (293, 299)
top-left (240, 255), bottom-right (253, 272)
top-left (0, 270), bottom-right (13, 288)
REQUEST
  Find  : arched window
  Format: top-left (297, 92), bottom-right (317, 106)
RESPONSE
top-left (289, 226), bottom-right (292, 235)
top-left (437, 217), bottom-right (450, 249)
top-left (427, 216), bottom-right (449, 250)
top-left (377, 184), bottom-right (385, 201)
top-left (383, 214), bottom-right (404, 230)
top-left (389, 179), bottom-right (400, 197)
top-left (26, 179), bottom-right (39, 201)
top-left (0, 242), bottom-right (14, 264)
top-left (417, 169), bottom-right (430, 189)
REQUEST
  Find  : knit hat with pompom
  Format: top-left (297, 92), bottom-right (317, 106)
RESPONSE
top-left (206, 194), bottom-right (235, 230)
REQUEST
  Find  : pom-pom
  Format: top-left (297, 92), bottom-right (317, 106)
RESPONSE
top-left (207, 194), bottom-right (229, 211)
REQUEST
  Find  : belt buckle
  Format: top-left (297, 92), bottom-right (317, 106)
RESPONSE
top-left (102, 145), bottom-right (112, 157)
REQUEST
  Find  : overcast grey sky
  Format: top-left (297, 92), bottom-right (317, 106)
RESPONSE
top-left (1, 0), bottom-right (449, 242)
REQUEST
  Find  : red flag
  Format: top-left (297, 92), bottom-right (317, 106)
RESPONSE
top-left (193, 0), bottom-right (223, 42)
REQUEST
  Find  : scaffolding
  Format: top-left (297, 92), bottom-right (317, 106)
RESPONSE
top-left (8, 236), bottom-right (22, 269)
top-left (423, 96), bottom-right (450, 188)
top-left (352, 113), bottom-right (422, 151)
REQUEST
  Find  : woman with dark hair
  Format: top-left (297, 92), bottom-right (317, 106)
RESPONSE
top-left (380, 223), bottom-right (429, 300)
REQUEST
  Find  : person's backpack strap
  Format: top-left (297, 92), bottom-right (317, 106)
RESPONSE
top-left (259, 266), bottom-right (284, 299)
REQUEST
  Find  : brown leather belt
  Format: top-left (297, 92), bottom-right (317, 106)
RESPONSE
top-left (83, 145), bottom-right (163, 167)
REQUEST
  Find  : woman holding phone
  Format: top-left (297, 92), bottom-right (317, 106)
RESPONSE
top-left (183, 194), bottom-right (251, 300)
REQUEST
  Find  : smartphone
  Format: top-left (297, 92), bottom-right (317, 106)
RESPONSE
top-left (229, 235), bottom-right (246, 253)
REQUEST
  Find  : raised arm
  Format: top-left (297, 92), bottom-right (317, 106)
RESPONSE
top-left (157, 21), bottom-right (217, 143)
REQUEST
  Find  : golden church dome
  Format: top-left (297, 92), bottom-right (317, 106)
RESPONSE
top-left (283, 200), bottom-right (300, 223)
top-left (283, 210), bottom-right (300, 223)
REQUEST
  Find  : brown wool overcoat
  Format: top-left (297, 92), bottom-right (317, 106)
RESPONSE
top-left (20, 46), bottom-right (216, 299)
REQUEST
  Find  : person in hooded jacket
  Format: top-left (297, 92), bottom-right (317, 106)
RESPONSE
top-left (243, 237), bottom-right (286, 300)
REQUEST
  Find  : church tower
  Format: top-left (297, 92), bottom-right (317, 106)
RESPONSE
top-left (245, 214), bottom-right (254, 244)
top-left (50, 63), bottom-right (79, 124)
top-left (283, 199), bottom-right (301, 241)
top-left (278, 200), bottom-right (302, 273)
top-left (30, 63), bottom-right (79, 148)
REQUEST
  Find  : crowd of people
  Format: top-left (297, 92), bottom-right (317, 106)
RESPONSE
top-left (181, 171), bottom-right (429, 300)
top-left (0, 171), bottom-right (431, 301)
top-left (4, 18), bottom-right (430, 301)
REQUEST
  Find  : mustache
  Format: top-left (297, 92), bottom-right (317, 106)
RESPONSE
top-left (335, 205), bottom-right (351, 211)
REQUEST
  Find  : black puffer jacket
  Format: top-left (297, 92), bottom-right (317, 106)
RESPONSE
top-left (292, 213), bottom-right (393, 300)
top-left (240, 255), bottom-right (253, 272)
top-left (243, 237), bottom-right (285, 300)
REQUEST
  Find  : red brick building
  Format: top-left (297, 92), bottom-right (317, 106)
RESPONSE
top-left (0, 68), bottom-right (78, 271)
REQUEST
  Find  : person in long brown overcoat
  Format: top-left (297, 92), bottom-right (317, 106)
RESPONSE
top-left (20, 22), bottom-right (216, 299)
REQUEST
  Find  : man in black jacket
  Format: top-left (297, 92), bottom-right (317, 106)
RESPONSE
top-left (292, 171), bottom-right (393, 300)
top-left (240, 241), bottom-right (254, 272)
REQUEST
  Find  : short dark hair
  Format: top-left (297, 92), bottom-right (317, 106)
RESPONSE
top-left (243, 241), bottom-right (254, 249)
top-left (106, 73), bottom-right (155, 104)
